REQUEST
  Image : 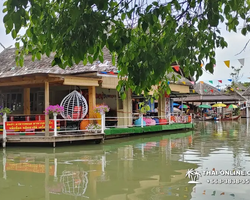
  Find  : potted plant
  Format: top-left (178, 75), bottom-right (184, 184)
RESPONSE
top-left (0, 106), bottom-right (11, 122)
top-left (93, 104), bottom-right (110, 115)
top-left (86, 122), bottom-right (101, 133)
top-left (45, 105), bottom-right (64, 118)
top-left (0, 106), bottom-right (12, 116)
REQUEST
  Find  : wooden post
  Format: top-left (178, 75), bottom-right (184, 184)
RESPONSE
top-left (88, 86), bottom-right (96, 119)
top-left (2, 113), bottom-right (7, 148)
top-left (23, 88), bottom-right (30, 114)
top-left (140, 113), bottom-right (144, 128)
top-left (45, 82), bottom-right (50, 137)
top-left (101, 113), bottom-right (105, 134)
top-left (53, 113), bottom-right (57, 136)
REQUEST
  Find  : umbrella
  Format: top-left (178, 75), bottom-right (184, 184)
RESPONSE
top-left (212, 103), bottom-right (227, 108)
top-left (198, 104), bottom-right (211, 109)
top-left (227, 104), bottom-right (238, 109)
top-left (173, 107), bottom-right (181, 113)
top-left (178, 105), bottom-right (189, 109)
top-left (173, 103), bottom-right (179, 106)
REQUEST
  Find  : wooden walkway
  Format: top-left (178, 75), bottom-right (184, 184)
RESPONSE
top-left (1, 133), bottom-right (104, 147)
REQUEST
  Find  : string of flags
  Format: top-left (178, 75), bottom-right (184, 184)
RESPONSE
top-left (201, 79), bottom-right (232, 85)
top-left (223, 58), bottom-right (245, 68)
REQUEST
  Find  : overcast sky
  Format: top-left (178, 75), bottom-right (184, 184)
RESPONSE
top-left (1, 1), bottom-right (250, 87)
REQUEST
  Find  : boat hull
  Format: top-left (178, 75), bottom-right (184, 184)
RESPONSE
top-left (214, 115), bottom-right (241, 121)
top-left (199, 116), bottom-right (214, 121)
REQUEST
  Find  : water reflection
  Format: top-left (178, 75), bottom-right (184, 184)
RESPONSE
top-left (0, 131), bottom-right (195, 200)
top-left (2, 120), bottom-right (250, 199)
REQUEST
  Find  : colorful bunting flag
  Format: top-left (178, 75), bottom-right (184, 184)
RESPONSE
top-left (173, 65), bottom-right (180, 71)
top-left (182, 81), bottom-right (186, 85)
top-left (200, 81), bottom-right (204, 84)
top-left (167, 81), bottom-right (170, 84)
top-left (204, 89), bottom-right (207, 92)
top-left (228, 79), bottom-right (232, 82)
top-left (224, 60), bottom-right (230, 68)
top-left (218, 89), bottom-right (221, 91)
top-left (193, 89), bottom-right (195, 93)
top-left (110, 71), bottom-right (115, 75)
top-left (230, 88), bottom-right (234, 91)
top-left (209, 80), bottom-right (213, 84)
top-left (101, 71), bottom-right (108, 74)
top-left (218, 80), bottom-right (222, 83)
top-left (210, 89), bottom-right (213, 93)
top-left (238, 58), bottom-right (245, 66)
top-left (117, 70), bottom-right (120, 73)
top-left (200, 63), bottom-right (203, 67)
top-left (190, 81), bottom-right (195, 84)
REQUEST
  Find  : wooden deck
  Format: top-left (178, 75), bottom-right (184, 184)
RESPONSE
top-left (1, 133), bottom-right (105, 147)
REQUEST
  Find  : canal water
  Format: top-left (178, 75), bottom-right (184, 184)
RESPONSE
top-left (0, 119), bottom-right (250, 200)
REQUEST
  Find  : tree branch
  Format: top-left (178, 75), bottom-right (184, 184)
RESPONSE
top-left (235, 38), bottom-right (250, 56)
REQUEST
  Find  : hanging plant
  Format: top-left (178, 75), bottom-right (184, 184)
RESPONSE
top-left (45, 105), bottom-right (64, 115)
top-left (93, 104), bottom-right (110, 115)
top-left (0, 106), bottom-right (12, 116)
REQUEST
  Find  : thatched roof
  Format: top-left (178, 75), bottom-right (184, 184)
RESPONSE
top-left (166, 72), bottom-right (193, 86)
top-left (0, 48), bottom-right (194, 88)
top-left (242, 86), bottom-right (250, 96)
top-left (0, 47), bottom-right (117, 78)
top-left (194, 81), bottom-right (222, 95)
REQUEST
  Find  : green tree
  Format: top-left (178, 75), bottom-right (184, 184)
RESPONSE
top-left (2, 0), bottom-right (250, 98)
top-left (230, 65), bottom-right (243, 86)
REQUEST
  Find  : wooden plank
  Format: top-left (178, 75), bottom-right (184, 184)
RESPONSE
top-left (44, 82), bottom-right (50, 137)
top-left (23, 88), bottom-right (30, 114)
top-left (101, 76), bottom-right (118, 89)
top-left (169, 84), bottom-right (190, 93)
top-left (0, 77), bottom-right (63, 87)
top-left (88, 86), bottom-right (96, 118)
top-left (63, 76), bottom-right (99, 86)
top-left (6, 134), bottom-right (104, 143)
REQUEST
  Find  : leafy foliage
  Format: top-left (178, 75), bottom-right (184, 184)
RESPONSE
top-left (0, 106), bottom-right (12, 116)
top-left (2, 0), bottom-right (250, 98)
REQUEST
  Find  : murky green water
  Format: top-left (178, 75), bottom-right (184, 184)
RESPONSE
top-left (0, 119), bottom-right (250, 200)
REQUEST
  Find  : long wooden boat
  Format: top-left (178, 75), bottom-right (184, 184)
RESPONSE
top-left (214, 115), bottom-right (241, 121)
top-left (199, 116), bottom-right (214, 121)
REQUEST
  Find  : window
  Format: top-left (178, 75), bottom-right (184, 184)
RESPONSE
top-left (30, 91), bottom-right (44, 113)
top-left (2, 92), bottom-right (22, 112)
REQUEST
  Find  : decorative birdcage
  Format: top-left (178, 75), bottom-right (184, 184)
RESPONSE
top-left (59, 170), bottom-right (89, 198)
top-left (60, 90), bottom-right (88, 120)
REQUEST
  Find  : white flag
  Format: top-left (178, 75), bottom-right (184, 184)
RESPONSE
top-left (238, 58), bottom-right (245, 66)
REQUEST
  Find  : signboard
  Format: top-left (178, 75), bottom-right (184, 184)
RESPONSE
top-left (6, 163), bottom-right (54, 175)
top-left (5, 120), bottom-right (55, 130)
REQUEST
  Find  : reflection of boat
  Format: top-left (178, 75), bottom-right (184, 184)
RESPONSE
top-left (214, 115), bottom-right (241, 121)
top-left (199, 116), bottom-right (214, 121)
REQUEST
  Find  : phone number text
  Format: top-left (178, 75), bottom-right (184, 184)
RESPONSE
top-left (207, 179), bottom-right (250, 184)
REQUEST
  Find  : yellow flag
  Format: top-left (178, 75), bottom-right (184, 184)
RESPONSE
top-left (224, 60), bottom-right (230, 68)
top-left (193, 89), bottom-right (195, 93)
top-left (200, 81), bottom-right (204, 84)
top-left (200, 63), bottom-right (203, 67)
top-left (182, 81), bottom-right (186, 85)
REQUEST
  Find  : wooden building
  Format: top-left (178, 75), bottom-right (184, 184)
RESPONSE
top-left (0, 47), bottom-right (194, 136)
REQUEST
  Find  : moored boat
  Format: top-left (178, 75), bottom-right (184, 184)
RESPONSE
top-left (199, 116), bottom-right (214, 121)
top-left (214, 115), bottom-right (241, 121)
